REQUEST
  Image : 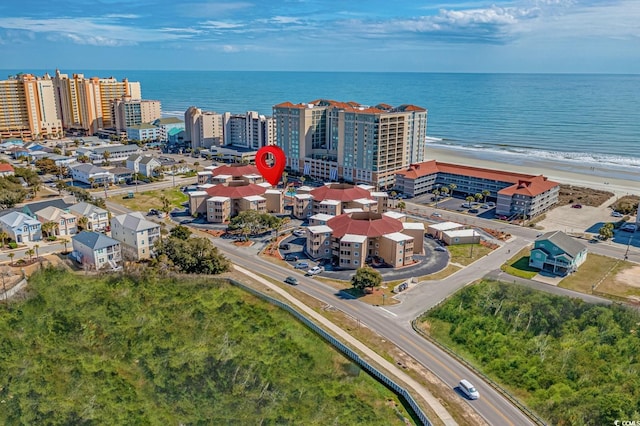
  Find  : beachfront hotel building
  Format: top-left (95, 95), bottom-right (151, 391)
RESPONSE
top-left (273, 99), bottom-right (428, 189)
top-left (113, 98), bottom-right (162, 133)
top-left (53, 70), bottom-right (141, 134)
top-left (222, 111), bottom-right (275, 149)
top-left (184, 107), bottom-right (275, 150)
top-left (0, 73), bottom-right (63, 141)
top-left (292, 183), bottom-right (389, 219)
top-left (305, 211), bottom-right (424, 269)
top-left (395, 160), bottom-right (559, 217)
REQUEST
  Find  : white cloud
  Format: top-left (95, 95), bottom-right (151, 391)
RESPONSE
top-left (270, 16), bottom-right (303, 25)
top-left (200, 20), bottom-right (245, 30)
top-left (0, 17), bottom-right (193, 45)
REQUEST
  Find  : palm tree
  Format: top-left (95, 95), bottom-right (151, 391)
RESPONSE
top-left (34, 244), bottom-right (40, 259)
top-left (475, 193), bottom-right (483, 203)
top-left (465, 195), bottom-right (475, 207)
top-left (8, 252), bottom-right (15, 265)
top-left (193, 161), bottom-right (200, 172)
top-left (41, 221), bottom-right (58, 238)
top-left (88, 177), bottom-right (95, 189)
top-left (62, 239), bottom-right (69, 254)
top-left (25, 249), bottom-right (35, 262)
top-left (397, 201), bottom-right (406, 212)
top-left (441, 187), bottom-right (450, 197)
top-left (482, 189), bottom-right (491, 203)
top-left (160, 195), bottom-right (171, 213)
top-left (0, 231), bottom-right (8, 248)
top-left (77, 216), bottom-right (89, 231)
top-left (432, 189), bottom-right (441, 207)
top-left (448, 183), bottom-right (457, 195)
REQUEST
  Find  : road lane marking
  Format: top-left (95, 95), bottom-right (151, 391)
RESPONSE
top-left (380, 307), bottom-right (398, 317)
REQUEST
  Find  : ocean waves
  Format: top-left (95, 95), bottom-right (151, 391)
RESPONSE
top-left (425, 140), bottom-right (640, 169)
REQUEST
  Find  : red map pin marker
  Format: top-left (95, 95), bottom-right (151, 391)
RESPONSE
top-left (255, 145), bottom-right (286, 186)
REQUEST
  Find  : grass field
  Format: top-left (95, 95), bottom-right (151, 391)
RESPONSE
top-left (447, 243), bottom-right (493, 266)
top-left (560, 253), bottom-right (638, 298)
top-left (0, 267), bottom-right (414, 425)
top-left (109, 187), bottom-right (188, 212)
top-left (500, 248), bottom-right (539, 279)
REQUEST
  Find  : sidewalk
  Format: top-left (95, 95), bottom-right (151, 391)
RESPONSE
top-left (234, 264), bottom-right (458, 426)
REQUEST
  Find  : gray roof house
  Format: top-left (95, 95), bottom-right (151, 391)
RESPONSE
top-left (71, 231), bottom-right (122, 270)
top-left (68, 202), bottom-right (110, 232)
top-left (110, 212), bottom-right (161, 260)
top-left (529, 230), bottom-right (587, 276)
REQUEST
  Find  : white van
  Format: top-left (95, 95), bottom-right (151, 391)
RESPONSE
top-left (459, 379), bottom-right (480, 400)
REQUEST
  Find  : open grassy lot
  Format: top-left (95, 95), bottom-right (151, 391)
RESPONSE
top-left (500, 248), bottom-right (539, 279)
top-left (560, 253), bottom-right (637, 297)
top-left (447, 244), bottom-right (493, 266)
top-left (557, 184), bottom-right (613, 207)
top-left (109, 187), bottom-right (188, 212)
top-left (0, 267), bottom-right (413, 425)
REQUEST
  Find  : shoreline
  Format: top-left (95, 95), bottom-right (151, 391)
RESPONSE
top-left (426, 146), bottom-right (640, 197)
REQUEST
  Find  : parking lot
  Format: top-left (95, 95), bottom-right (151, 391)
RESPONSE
top-left (412, 194), bottom-right (497, 219)
top-left (277, 233), bottom-right (450, 281)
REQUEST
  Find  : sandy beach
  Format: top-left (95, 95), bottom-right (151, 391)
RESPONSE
top-left (426, 145), bottom-right (640, 197)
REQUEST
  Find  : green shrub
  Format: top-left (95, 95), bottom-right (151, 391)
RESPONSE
top-left (8, 241), bottom-right (17, 249)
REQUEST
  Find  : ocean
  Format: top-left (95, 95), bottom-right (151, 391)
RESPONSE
top-left (5, 70), bottom-right (640, 172)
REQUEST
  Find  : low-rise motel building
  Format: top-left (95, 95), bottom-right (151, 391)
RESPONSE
top-left (306, 211), bottom-right (424, 270)
top-left (189, 164), bottom-right (283, 222)
top-left (395, 160), bottom-right (559, 218)
top-left (292, 183), bottom-right (389, 219)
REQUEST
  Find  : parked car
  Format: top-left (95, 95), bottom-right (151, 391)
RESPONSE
top-left (307, 266), bottom-right (324, 275)
top-left (292, 229), bottom-right (306, 237)
top-left (295, 261), bottom-right (309, 269)
top-left (279, 243), bottom-right (290, 250)
top-left (434, 246), bottom-right (447, 252)
top-left (284, 276), bottom-right (299, 285)
top-left (469, 209), bottom-right (480, 214)
top-left (621, 224), bottom-right (637, 232)
top-left (611, 211), bottom-right (623, 217)
top-left (480, 204), bottom-right (489, 209)
top-left (487, 202), bottom-right (496, 207)
top-left (496, 215), bottom-right (508, 220)
top-left (285, 254), bottom-right (299, 261)
top-left (572, 204), bottom-right (582, 209)
top-left (431, 212), bottom-right (442, 218)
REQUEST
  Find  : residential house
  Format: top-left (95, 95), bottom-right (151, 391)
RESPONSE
top-left (68, 202), bottom-right (110, 232)
top-left (110, 212), bottom-right (161, 260)
top-left (529, 231), bottom-right (587, 276)
top-left (108, 167), bottom-right (134, 184)
top-left (126, 154), bottom-right (162, 177)
top-left (0, 211), bottom-right (42, 243)
top-left (20, 198), bottom-right (73, 217)
top-left (76, 144), bottom-right (142, 164)
top-left (33, 206), bottom-right (77, 237)
top-left (71, 231), bottom-right (122, 270)
top-left (0, 163), bottom-right (15, 177)
top-left (70, 163), bottom-right (114, 186)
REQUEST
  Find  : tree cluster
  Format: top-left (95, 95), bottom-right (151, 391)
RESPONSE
top-left (424, 280), bottom-right (640, 425)
top-left (351, 267), bottom-right (382, 290)
top-left (0, 176), bottom-right (28, 208)
top-left (228, 211), bottom-right (283, 236)
top-left (154, 234), bottom-right (231, 275)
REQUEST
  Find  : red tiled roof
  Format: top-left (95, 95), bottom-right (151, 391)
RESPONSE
top-left (397, 160), bottom-right (559, 197)
top-left (498, 176), bottom-right (559, 197)
top-left (273, 99), bottom-right (426, 115)
top-left (211, 164), bottom-right (260, 177)
top-left (0, 163), bottom-right (14, 172)
top-left (205, 182), bottom-right (266, 199)
top-left (310, 183), bottom-right (372, 202)
top-left (327, 212), bottom-right (404, 238)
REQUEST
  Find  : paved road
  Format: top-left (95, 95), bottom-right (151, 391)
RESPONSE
top-left (212, 235), bottom-right (537, 426)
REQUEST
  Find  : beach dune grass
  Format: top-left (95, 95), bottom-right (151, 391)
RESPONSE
top-left (0, 267), bottom-right (411, 425)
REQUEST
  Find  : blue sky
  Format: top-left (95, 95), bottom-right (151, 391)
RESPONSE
top-left (0, 0), bottom-right (638, 73)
